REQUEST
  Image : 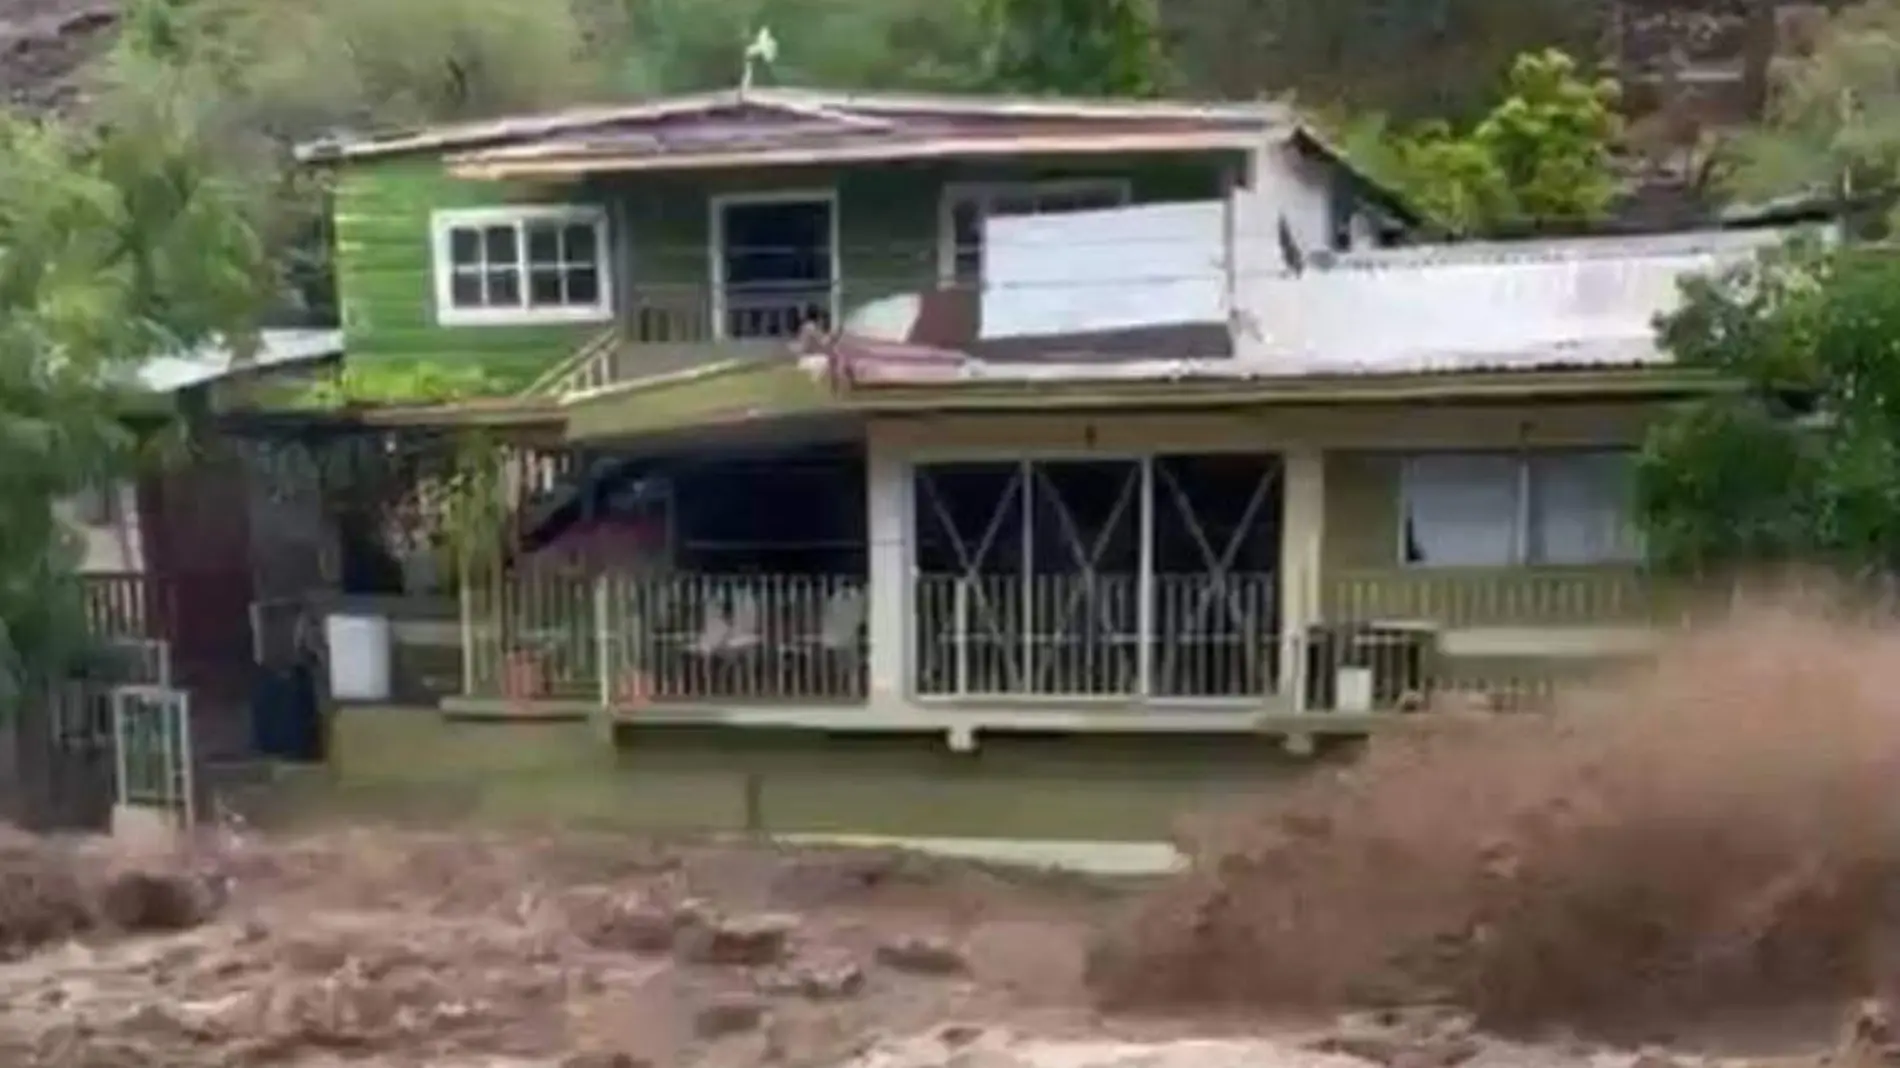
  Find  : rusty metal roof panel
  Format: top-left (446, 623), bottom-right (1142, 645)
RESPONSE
top-left (296, 88), bottom-right (1286, 164)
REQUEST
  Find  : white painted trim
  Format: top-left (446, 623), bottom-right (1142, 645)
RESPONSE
top-left (773, 833), bottom-right (1185, 876)
top-left (935, 178), bottom-right (1135, 284)
top-left (707, 187), bottom-right (842, 342)
top-left (430, 204), bottom-right (614, 327)
top-left (762, 86), bottom-right (1285, 124)
top-left (1278, 447), bottom-right (1325, 709)
top-left (1439, 625), bottom-right (1660, 659)
top-left (611, 197), bottom-right (635, 321)
top-left (897, 439), bottom-right (1270, 465)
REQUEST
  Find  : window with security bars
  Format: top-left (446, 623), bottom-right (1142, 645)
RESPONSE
top-left (433, 208), bottom-right (610, 324)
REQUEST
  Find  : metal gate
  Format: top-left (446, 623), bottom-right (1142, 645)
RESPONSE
top-left (110, 685), bottom-right (195, 829)
top-left (26, 681), bottom-right (118, 831)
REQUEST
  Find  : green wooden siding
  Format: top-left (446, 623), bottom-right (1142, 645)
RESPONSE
top-left (333, 152), bottom-right (1237, 390)
top-left (333, 160), bottom-right (608, 391)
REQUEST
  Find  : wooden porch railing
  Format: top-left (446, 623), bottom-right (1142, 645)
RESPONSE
top-left (80, 572), bottom-right (156, 640)
top-left (521, 285), bottom-right (837, 400)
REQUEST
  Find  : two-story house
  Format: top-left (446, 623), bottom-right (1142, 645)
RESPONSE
top-left (297, 86), bottom-right (1796, 748)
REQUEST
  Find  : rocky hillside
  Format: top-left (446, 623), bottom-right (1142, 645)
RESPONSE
top-left (0, 0), bottom-right (117, 113)
top-left (0, 0), bottom-right (1852, 228)
top-left (0, 0), bottom-right (1854, 119)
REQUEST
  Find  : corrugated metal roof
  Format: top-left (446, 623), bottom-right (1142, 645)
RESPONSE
top-left (455, 111), bottom-right (1266, 167)
top-left (134, 328), bottom-right (342, 394)
top-left (818, 226), bottom-right (1793, 390)
top-left (823, 335), bottom-right (1666, 389)
top-left (296, 87), bottom-right (1287, 164)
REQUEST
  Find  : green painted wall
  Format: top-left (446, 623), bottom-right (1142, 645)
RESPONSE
top-left (333, 160), bottom-right (607, 390)
top-left (332, 152), bottom-right (1237, 390)
top-left (292, 707), bottom-right (1321, 841)
top-left (1324, 451), bottom-right (1402, 572)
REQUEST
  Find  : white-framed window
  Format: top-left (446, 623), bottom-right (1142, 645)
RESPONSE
top-left (430, 206), bottom-right (612, 326)
top-left (1399, 450), bottom-right (1643, 567)
top-left (939, 179), bottom-right (1133, 285)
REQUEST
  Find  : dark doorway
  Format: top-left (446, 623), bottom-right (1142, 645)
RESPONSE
top-left (717, 195), bottom-right (835, 340)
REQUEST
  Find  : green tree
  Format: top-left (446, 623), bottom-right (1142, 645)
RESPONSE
top-left (979, 0), bottom-right (1168, 96)
top-left (1634, 238), bottom-right (1900, 578)
top-left (1344, 49), bottom-right (1621, 235)
top-left (1471, 50), bottom-right (1622, 224)
top-left (0, 89), bottom-right (271, 702)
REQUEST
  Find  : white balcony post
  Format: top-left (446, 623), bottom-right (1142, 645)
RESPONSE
top-left (865, 444), bottom-right (909, 705)
top-left (458, 547), bottom-right (478, 697)
top-left (1279, 447), bottom-right (1325, 711)
top-left (593, 573), bottom-right (612, 710)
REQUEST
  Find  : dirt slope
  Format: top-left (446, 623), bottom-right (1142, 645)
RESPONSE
top-left (0, 0), bottom-right (117, 113)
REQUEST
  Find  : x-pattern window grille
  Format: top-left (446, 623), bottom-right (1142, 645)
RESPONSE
top-left (910, 454), bottom-right (1283, 700)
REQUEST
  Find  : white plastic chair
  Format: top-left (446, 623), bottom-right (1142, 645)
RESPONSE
top-left (723, 590), bottom-right (763, 652)
top-left (816, 587), bottom-right (867, 651)
top-left (688, 598), bottom-right (732, 655)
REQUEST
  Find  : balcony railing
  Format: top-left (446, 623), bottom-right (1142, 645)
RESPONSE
top-left (911, 573), bottom-right (1280, 700)
top-left (81, 572), bottom-right (156, 640)
top-left (1323, 566), bottom-right (1659, 629)
top-left (536, 284), bottom-right (841, 398)
top-left (1312, 566), bottom-right (1670, 712)
top-left (463, 565), bottom-right (1676, 715)
top-left (463, 570), bottom-right (868, 706)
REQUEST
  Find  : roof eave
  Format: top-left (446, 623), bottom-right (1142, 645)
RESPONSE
top-left (445, 130), bottom-right (1266, 179)
top-left (841, 365), bottom-right (1735, 407)
top-left (1287, 127), bottom-right (1426, 229)
top-left (295, 87), bottom-right (1287, 165)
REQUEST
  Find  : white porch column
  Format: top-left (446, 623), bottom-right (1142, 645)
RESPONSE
top-left (1278, 446), bottom-right (1326, 709)
top-left (865, 443), bottom-right (910, 705)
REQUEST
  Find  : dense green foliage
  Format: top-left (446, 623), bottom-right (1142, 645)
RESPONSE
top-left (1630, 0), bottom-right (1900, 580)
top-left (980, 0), bottom-right (1167, 98)
top-left (1342, 50), bottom-right (1622, 235)
top-left (1635, 239), bottom-right (1900, 577)
top-left (0, 13), bottom-right (272, 701)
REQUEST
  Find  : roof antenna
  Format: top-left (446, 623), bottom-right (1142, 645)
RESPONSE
top-left (740, 26), bottom-right (778, 95)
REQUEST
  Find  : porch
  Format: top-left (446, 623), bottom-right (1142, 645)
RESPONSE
top-left (453, 565), bottom-right (1655, 724)
top-left (451, 435), bottom-right (1666, 732)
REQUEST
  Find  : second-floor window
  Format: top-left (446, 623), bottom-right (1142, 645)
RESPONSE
top-left (940, 180), bottom-right (1132, 287)
top-left (430, 206), bottom-right (612, 326)
top-left (1399, 450), bottom-right (1643, 568)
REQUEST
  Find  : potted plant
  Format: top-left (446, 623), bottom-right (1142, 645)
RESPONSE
top-left (501, 643), bottom-right (548, 701)
top-left (614, 665), bottom-right (655, 707)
